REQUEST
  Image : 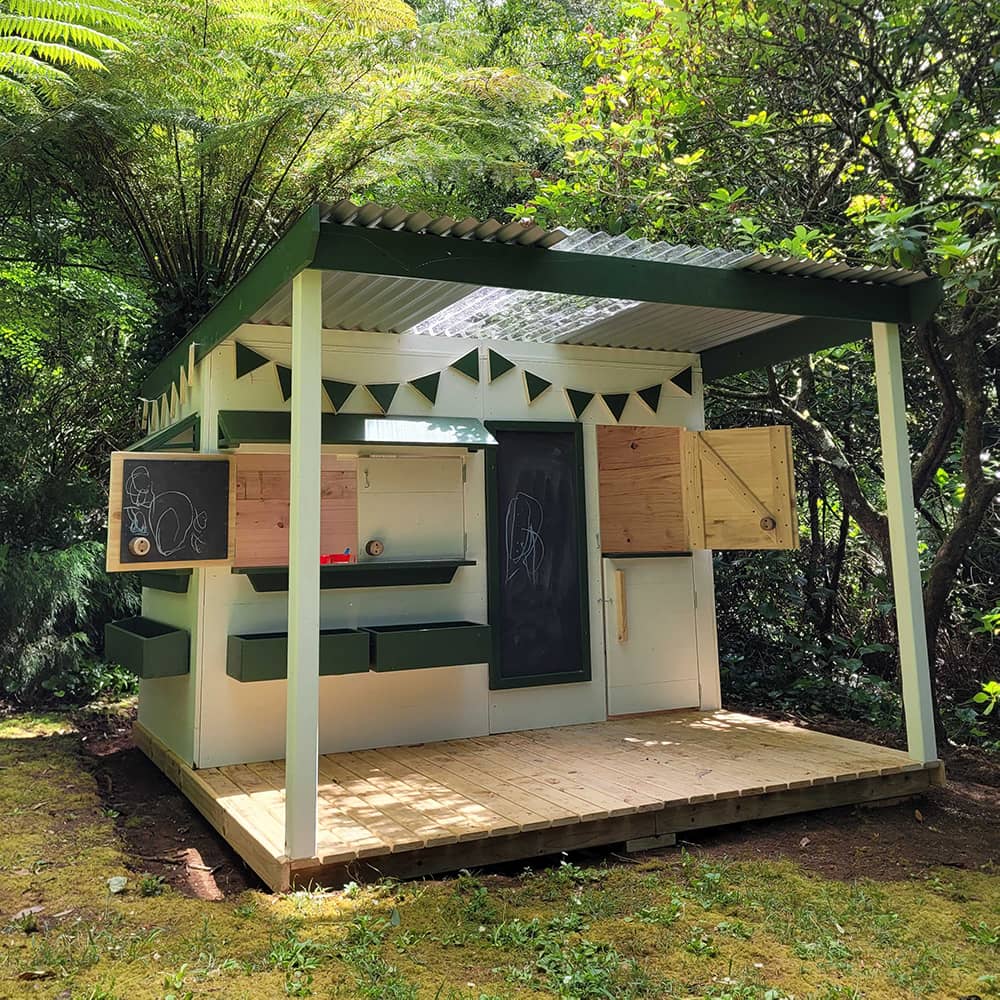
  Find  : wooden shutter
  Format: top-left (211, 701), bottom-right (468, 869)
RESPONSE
top-left (683, 426), bottom-right (798, 550)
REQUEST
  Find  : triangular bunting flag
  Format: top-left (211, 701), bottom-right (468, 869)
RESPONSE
top-left (450, 348), bottom-right (480, 382)
top-left (566, 388), bottom-right (594, 419)
top-left (276, 364), bottom-right (293, 402)
top-left (602, 393), bottom-right (629, 422)
top-left (409, 372), bottom-right (440, 406)
top-left (235, 341), bottom-right (270, 379)
top-left (365, 383), bottom-right (399, 414)
top-left (488, 349), bottom-right (515, 382)
top-left (636, 383), bottom-right (662, 414)
top-left (322, 379), bottom-right (356, 412)
top-left (670, 366), bottom-right (693, 395)
top-left (524, 371), bottom-right (552, 403)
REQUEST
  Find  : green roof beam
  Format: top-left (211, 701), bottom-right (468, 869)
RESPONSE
top-left (311, 223), bottom-right (941, 326)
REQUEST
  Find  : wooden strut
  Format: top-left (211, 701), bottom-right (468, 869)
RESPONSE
top-left (695, 434), bottom-right (777, 531)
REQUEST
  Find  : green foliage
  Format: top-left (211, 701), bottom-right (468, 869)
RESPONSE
top-left (0, 541), bottom-right (137, 703)
top-left (0, 0), bottom-right (139, 108)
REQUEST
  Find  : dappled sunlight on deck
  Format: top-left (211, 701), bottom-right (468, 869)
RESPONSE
top-left (135, 711), bottom-right (943, 892)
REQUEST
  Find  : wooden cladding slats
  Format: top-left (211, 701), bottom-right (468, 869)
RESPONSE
top-left (233, 453), bottom-right (358, 567)
top-left (597, 424), bottom-right (798, 553)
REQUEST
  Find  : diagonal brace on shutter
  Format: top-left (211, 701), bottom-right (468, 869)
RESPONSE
top-left (695, 435), bottom-right (777, 528)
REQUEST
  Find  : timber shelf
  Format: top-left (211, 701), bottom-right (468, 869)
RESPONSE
top-left (232, 559), bottom-right (476, 592)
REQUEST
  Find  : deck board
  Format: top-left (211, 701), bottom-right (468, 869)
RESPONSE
top-left (133, 711), bottom-right (943, 892)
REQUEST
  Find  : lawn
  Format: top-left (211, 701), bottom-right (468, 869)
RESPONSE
top-left (1, 708), bottom-right (998, 1000)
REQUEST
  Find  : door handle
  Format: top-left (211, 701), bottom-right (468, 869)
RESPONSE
top-left (615, 569), bottom-right (628, 643)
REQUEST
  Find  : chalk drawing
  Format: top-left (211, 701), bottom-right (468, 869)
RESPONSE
top-left (124, 465), bottom-right (208, 557)
top-left (504, 491), bottom-right (544, 584)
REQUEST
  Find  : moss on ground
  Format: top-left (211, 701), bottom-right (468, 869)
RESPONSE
top-left (1, 715), bottom-right (998, 999)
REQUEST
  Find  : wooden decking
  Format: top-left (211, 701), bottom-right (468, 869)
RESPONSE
top-left (135, 711), bottom-right (943, 892)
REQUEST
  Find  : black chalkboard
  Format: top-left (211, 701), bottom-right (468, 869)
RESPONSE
top-left (486, 424), bottom-right (590, 689)
top-left (117, 457), bottom-right (231, 566)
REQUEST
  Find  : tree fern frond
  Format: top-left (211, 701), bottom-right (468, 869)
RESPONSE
top-left (1, 35), bottom-right (107, 68)
top-left (8, 0), bottom-right (141, 30)
top-left (0, 16), bottom-right (128, 51)
top-left (0, 46), bottom-right (74, 79)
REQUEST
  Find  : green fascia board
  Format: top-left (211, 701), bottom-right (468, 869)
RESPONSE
top-left (701, 317), bottom-right (871, 382)
top-left (126, 413), bottom-right (200, 452)
top-left (311, 222), bottom-right (942, 325)
top-left (141, 206), bottom-right (322, 399)
top-left (218, 410), bottom-right (497, 449)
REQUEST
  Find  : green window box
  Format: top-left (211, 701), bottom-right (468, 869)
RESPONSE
top-left (226, 628), bottom-right (370, 682)
top-left (364, 621), bottom-right (492, 672)
top-left (105, 617), bottom-right (189, 679)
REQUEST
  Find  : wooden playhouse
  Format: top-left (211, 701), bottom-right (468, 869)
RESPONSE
top-left (105, 202), bottom-right (944, 891)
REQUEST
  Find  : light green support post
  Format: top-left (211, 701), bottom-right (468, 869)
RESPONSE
top-left (285, 269), bottom-right (323, 860)
top-left (871, 321), bottom-right (938, 764)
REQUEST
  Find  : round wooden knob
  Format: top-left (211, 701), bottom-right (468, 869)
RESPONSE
top-left (365, 539), bottom-right (384, 557)
top-left (128, 536), bottom-right (151, 557)
top-left (759, 516), bottom-right (777, 532)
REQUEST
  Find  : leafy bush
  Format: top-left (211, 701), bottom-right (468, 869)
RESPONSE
top-left (0, 542), bottom-right (138, 704)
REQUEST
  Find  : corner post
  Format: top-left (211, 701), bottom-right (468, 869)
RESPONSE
top-left (285, 269), bottom-right (323, 859)
top-left (871, 321), bottom-right (937, 763)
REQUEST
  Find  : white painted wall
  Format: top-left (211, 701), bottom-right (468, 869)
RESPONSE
top-left (139, 326), bottom-right (717, 768)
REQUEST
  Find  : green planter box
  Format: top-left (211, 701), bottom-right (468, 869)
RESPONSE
top-left (226, 629), bottom-right (370, 682)
top-left (364, 621), bottom-right (492, 672)
top-left (105, 617), bottom-right (189, 679)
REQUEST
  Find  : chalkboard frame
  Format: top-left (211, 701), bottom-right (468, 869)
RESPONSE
top-left (106, 451), bottom-right (236, 572)
top-left (485, 421), bottom-right (591, 690)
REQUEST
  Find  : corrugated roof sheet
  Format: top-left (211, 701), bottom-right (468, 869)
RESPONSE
top-left (246, 200), bottom-right (931, 355)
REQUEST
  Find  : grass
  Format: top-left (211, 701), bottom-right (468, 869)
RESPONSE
top-left (1, 713), bottom-right (999, 999)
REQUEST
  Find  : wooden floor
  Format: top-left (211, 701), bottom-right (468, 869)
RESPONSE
top-left (135, 711), bottom-right (943, 892)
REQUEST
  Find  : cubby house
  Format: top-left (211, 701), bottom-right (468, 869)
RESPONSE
top-left (105, 202), bottom-right (944, 891)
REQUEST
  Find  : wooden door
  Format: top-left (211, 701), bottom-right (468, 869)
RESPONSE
top-left (603, 557), bottom-right (700, 717)
top-left (684, 426), bottom-right (798, 550)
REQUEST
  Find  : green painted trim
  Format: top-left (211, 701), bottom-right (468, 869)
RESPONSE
top-left (141, 207), bottom-right (322, 399)
top-left (670, 367), bottom-right (693, 395)
top-left (484, 421), bottom-right (591, 691)
top-left (126, 413), bottom-right (200, 452)
top-left (365, 383), bottom-right (399, 413)
top-left (138, 569), bottom-right (192, 593)
top-left (217, 410), bottom-right (497, 449)
top-left (524, 370), bottom-right (552, 403)
top-left (566, 388), bottom-right (594, 419)
top-left (364, 621), bottom-right (492, 672)
top-left (450, 348), bottom-right (480, 382)
top-left (311, 222), bottom-right (941, 324)
top-left (104, 616), bottom-right (189, 679)
top-left (276, 364), bottom-right (293, 401)
top-left (226, 629), bottom-right (370, 681)
top-left (409, 372), bottom-right (440, 405)
top-left (488, 349), bottom-right (515, 382)
top-left (235, 342), bottom-right (271, 379)
top-left (233, 559), bottom-right (476, 592)
top-left (322, 379), bottom-right (356, 412)
top-left (636, 383), bottom-right (662, 413)
top-left (701, 317), bottom-right (870, 382)
top-left (601, 393), bottom-right (629, 422)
